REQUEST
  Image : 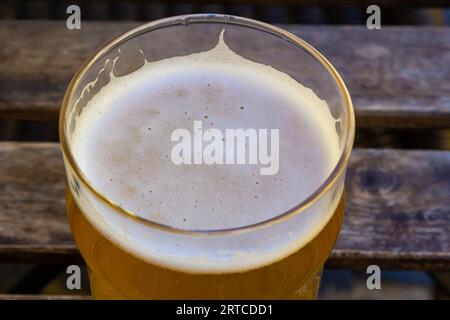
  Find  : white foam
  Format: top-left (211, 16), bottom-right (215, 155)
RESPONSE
top-left (68, 31), bottom-right (342, 273)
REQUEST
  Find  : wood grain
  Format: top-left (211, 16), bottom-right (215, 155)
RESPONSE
top-left (332, 148), bottom-right (450, 270)
top-left (0, 142), bottom-right (449, 270)
top-left (0, 21), bottom-right (450, 128)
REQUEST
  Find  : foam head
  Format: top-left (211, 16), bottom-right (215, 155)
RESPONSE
top-left (68, 31), bottom-right (342, 273)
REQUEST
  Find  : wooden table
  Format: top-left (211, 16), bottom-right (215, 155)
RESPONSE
top-left (0, 21), bottom-right (449, 299)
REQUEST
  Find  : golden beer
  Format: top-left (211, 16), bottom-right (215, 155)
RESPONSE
top-left (67, 191), bottom-right (345, 299)
top-left (60, 14), bottom-right (354, 300)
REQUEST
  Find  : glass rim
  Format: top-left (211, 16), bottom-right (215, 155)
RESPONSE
top-left (59, 13), bottom-right (355, 236)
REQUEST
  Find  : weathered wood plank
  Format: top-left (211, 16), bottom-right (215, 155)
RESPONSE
top-left (3, 0), bottom-right (449, 7)
top-left (331, 148), bottom-right (450, 270)
top-left (0, 21), bottom-right (450, 128)
top-left (0, 142), bottom-right (449, 270)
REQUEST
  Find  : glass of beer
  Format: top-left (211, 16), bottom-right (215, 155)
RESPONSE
top-left (60, 14), bottom-right (354, 299)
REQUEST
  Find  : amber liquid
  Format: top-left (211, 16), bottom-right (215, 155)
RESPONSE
top-left (67, 190), bottom-right (344, 299)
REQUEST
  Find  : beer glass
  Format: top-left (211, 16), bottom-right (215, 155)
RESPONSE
top-left (60, 14), bottom-right (355, 299)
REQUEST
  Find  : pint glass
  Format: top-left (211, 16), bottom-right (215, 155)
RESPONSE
top-left (60, 14), bottom-right (355, 299)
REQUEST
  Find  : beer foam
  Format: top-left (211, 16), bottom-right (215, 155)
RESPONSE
top-left (69, 31), bottom-right (342, 273)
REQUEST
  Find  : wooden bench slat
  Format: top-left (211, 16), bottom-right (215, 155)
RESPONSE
top-left (1, 21), bottom-right (450, 128)
top-left (3, 0), bottom-right (450, 10)
top-left (0, 142), bottom-right (449, 270)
